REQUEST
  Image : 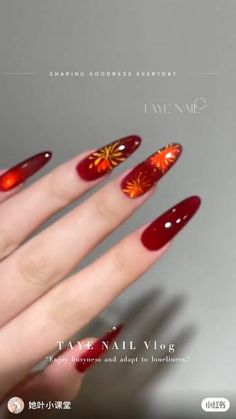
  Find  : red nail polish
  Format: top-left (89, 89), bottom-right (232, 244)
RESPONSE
top-left (75, 324), bottom-right (123, 373)
top-left (76, 136), bottom-right (141, 181)
top-left (0, 151), bottom-right (52, 192)
top-left (141, 196), bottom-right (201, 251)
top-left (121, 143), bottom-right (182, 198)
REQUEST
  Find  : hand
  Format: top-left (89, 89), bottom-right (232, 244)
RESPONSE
top-left (0, 136), bottom-right (200, 408)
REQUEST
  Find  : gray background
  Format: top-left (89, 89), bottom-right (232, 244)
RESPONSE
top-left (0, 0), bottom-right (235, 417)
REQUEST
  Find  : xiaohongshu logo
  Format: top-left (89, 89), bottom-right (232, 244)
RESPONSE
top-left (144, 97), bottom-right (207, 115)
top-left (201, 398), bottom-right (230, 413)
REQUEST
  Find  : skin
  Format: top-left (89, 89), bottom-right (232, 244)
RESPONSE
top-left (0, 151), bottom-right (170, 406)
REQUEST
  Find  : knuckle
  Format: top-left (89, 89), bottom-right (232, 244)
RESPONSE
top-left (48, 168), bottom-right (75, 207)
top-left (47, 289), bottom-right (88, 328)
top-left (0, 228), bottom-right (17, 259)
top-left (49, 299), bottom-right (78, 326)
top-left (93, 195), bottom-right (120, 225)
top-left (112, 250), bottom-right (134, 279)
top-left (18, 245), bottom-right (59, 286)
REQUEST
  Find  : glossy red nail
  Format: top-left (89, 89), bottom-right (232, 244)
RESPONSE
top-left (76, 136), bottom-right (141, 181)
top-left (141, 196), bottom-right (201, 251)
top-left (121, 143), bottom-right (182, 198)
top-left (75, 324), bottom-right (123, 373)
top-left (0, 151), bottom-right (52, 192)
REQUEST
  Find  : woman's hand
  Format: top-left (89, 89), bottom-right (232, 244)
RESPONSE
top-left (0, 136), bottom-right (200, 407)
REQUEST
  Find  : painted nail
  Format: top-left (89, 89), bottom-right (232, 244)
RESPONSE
top-left (121, 143), bottom-right (182, 198)
top-left (141, 196), bottom-right (201, 251)
top-left (0, 151), bottom-right (52, 192)
top-left (75, 324), bottom-right (123, 373)
top-left (76, 136), bottom-right (141, 181)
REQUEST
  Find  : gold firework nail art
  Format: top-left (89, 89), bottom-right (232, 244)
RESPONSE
top-left (122, 172), bottom-right (152, 198)
top-left (121, 143), bottom-right (182, 198)
top-left (149, 143), bottom-right (182, 172)
top-left (77, 136), bottom-right (141, 181)
top-left (88, 141), bottom-right (125, 172)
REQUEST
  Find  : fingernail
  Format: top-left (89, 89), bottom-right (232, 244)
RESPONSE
top-left (0, 151), bottom-right (52, 192)
top-left (141, 196), bottom-right (201, 251)
top-left (121, 143), bottom-right (182, 198)
top-left (75, 324), bottom-right (123, 373)
top-left (76, 136), bottom-right (141, 181)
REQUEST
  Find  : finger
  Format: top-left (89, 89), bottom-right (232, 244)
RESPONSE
top-left (0, 136), bottom-right (140, 260)
top-left (15, 325), bottom-right (121, 401)
top-left (0, 144), bottom-right (182, 325)
top-left (1, 326), bottom-right (121, 409)
top-left (11, 339), bottom-right (97, 401)
top-left (0, 339), bottom-right (94, 416)
top-left (0, 196), bottom-right (200, 397)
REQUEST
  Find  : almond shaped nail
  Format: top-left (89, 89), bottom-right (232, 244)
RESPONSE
top-left (0, 151), bottom-right (52, 192)
top-left (121, 143), bottom-right (182, 198)
top-left (76, 136), bottom-right (141, 181)
top-left (141, 196), bottom-right (201, 250)
top-left (75, 324), bottom-right (123, 373)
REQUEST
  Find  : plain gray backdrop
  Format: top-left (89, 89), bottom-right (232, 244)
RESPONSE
top-left (0, 1), bottom-right (235, 417)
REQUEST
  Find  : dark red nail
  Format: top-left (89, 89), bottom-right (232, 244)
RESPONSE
top-left (141, 196), bottom-right (201, 251)
top-left (121, 143), bottom-right (182, 198)
top-left (0, 151), bottom-right (52, 192)
top-left (76, 136), bottom-right (141, 181)
top-left (75, 324), bottom-right (123, 373)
